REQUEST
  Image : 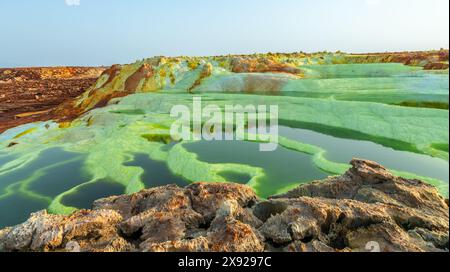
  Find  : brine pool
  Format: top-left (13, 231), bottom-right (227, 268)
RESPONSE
top-left (277, 126), bottom-right (449, 182)
top-left (0, 125), bottom-right (448, 228)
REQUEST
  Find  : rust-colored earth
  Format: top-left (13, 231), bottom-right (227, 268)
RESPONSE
top-left (0, 67), bottom-right (105, 133)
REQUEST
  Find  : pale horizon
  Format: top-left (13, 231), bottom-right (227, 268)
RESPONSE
top-left (1, 0), bottom-right (449, 67)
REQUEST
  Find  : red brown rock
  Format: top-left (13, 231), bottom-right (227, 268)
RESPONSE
top-left (230, 57), bottom-right (302, 75)
top-left (0, 67), bottom-right (105, 133)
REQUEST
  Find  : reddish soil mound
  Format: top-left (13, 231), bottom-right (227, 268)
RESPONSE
top-left (0, 67), bottom-right (105, 133)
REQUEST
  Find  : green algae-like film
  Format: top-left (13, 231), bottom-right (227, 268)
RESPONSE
top-left (0, 55), bottom-right (449, 229)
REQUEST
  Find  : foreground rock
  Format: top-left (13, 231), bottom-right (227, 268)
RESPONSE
top-left (0, 159), bottom-right (448, 252)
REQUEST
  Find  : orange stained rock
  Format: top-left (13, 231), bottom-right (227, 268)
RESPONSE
top-left (231, 57), bottom-right (302, 75)
top-left (125, 63), bottom-right (155, 92)
top-left (58, 122), bottom-right (72, 129)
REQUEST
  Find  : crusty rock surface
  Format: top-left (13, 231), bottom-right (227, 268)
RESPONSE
top-left (0, 159), bottom-right (448, 252)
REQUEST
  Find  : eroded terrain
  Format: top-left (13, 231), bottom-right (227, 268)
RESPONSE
top-left (0, 51), bottom-right (448, 231)
top-left (0, 67), bottom-right (105, 133)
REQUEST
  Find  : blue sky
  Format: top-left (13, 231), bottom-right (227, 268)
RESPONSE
top-left (0, 0), bottom-right (448, 67)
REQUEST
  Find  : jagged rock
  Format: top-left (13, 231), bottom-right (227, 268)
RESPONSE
top-left (186, 183), bottom-right (258, 222)
top-left (125, 63), bottom-right (154, 91)
top-left (93, 185), bottom-right (204, 247)
top-left (259, 159), bottom-right (449, 252)
top-left (0, 227), bottom-right (12, 252)
top-left (92, 183), bottom-right (262, 252)
top-left (272, 159), bottom-right (448, 216)
top-left (253, 200), bottom-right (289, 222)
top-left (284, 240), bottom-right (336, 252)
top-left (0, 160), bottom-right (448, 252)
top-left (0, 209), bottom-right (130, 252)
top-left (259, 197), bottom-right (448, 252)
top-left (206, 200), bottom-right (265, 252)
top-left (230, 57), bottom-right (302, 75)
top-left (143, 237), bottom-right (211, 252)
top-left (142, 200), bottom-right (265, 252)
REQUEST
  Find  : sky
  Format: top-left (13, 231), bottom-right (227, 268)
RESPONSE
top-left (0, 0), bottom-right (449, 67)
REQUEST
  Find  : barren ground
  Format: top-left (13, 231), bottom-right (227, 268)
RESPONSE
top-left (0, 67), bottom-right (105, 133)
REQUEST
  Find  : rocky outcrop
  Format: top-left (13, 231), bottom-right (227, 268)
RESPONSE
top-left (0, 159), bottom-right (448, 252)
top-left (346, 50), bottom-right (449, 68)
top-left (230, 57), bottom-right (302, 75)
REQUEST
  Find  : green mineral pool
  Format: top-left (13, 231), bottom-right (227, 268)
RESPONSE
top-left (0, 191), bottom-right (49, 230)
top-left (61, 180), bottom-right (125, 210)
top-left (0, 125), bottom-right (448, 228)
top-left (182, 140), bottom-right (330, 198)
top-left (124, 153), bottom-right (189, 188)
top-left (0, 148), bottom-right (93, 228)
top-left (0, 148), bottom-right (90, 196)
top-left (278, 126), bottom-right (449, 183)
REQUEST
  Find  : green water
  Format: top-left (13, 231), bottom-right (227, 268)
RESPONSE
top-left (278, 126), bottom-right (449, 183)
top-left (124, 153), bottom-right (189, 188)
top-left (61, 180), bottom-right (125, 210)
top-left (279, 120), bottom-right (422, 154)
top-left (26, 159), bottom-right (91, 198)
top-left (0, 192), bottom-right (49, 229)
top-left (218, 171), bottom-right (253, 184)
top-left (0, 148), bottom-right (92, 228)
top-left (183, 140), bottom-right (330, 197)
top-left (1, 125), bottom-right (447, 228)
top-left (0, 148), bottom-right (87, 195)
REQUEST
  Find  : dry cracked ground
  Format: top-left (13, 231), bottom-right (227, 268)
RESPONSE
top-left (0, 159), bottom-right (448, 252)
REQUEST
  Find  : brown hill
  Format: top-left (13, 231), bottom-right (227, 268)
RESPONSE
top-left (0, 67), bottom-right (105, 133)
